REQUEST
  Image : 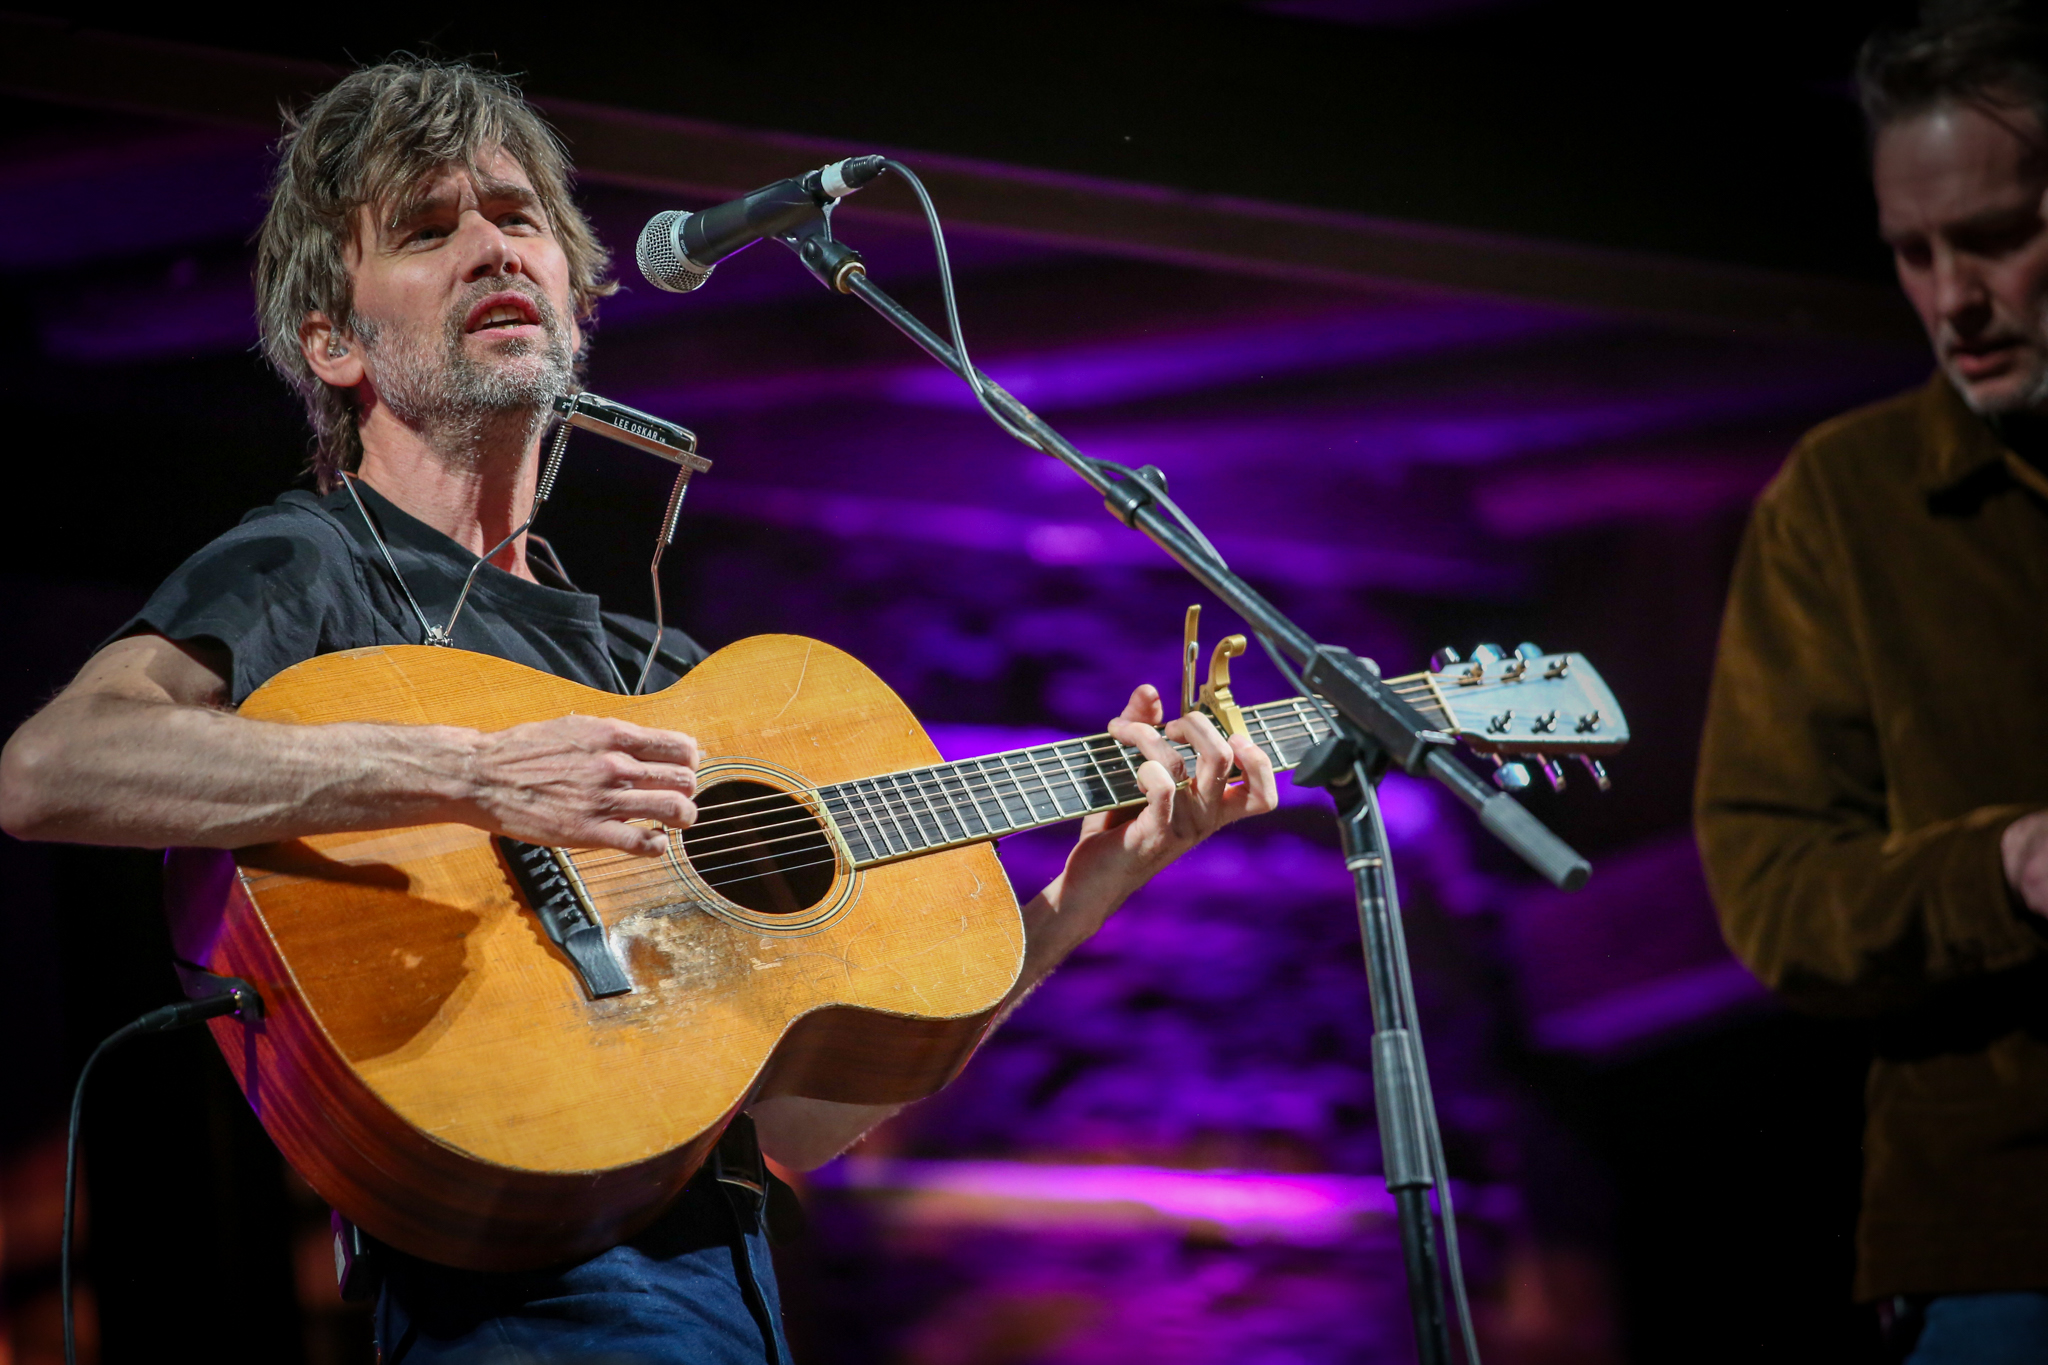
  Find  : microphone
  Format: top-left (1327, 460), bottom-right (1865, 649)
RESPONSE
top-left (636, 156), bottom-right (887, 294)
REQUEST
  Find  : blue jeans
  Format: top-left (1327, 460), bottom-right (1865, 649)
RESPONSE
top-left (1906, 1291), bottom-right (2048, 1365)
top-left (373, 1179), bottom-right (792, 1365)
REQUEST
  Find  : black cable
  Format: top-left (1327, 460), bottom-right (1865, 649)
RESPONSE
top-left (63, 1024), bottom-right (136, 1365)
top-left (880, 161), bottom-right (1236, 579)
top-left (880, 160), bottom-right (1037, 450)
top-left (64, 981), bottom-right (260, 1365)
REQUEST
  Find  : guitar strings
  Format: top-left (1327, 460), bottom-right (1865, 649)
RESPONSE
top-left (658, 706), bottom-right (1334, 839)
top-left (556, 675), bottom-right (1599, 895)
top-left (580, 676), bottom-right (1556, 850)
top-left (653, 668), bottom-right (1583, 843)
top-left (647, 687), bottom-right (1387, 835)
top-left (653, 711), bottom-right (1333, 843)
top-left (581, 771), bottom-right (1268, 893)
top-left (579, 756), bottom-right (1160, 882)
top-left (580, 687), bottom-right (1607, 889)
top-left (568, 713), bottom-right (1342, 893)
top-left (659, 705), bottom-right (1334, 847)
top-left (577, 755), bottom-right (1209, 890)
top-left (571, 758), bottom-right (1166, 890)
top-left (668, 749), bottom-right (1150, 839)
top-left (684, 822), bottom-right (840, 861)
top-left (589, 729), bottom-right (1611, 894)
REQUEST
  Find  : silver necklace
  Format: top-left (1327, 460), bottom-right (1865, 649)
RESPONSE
top-left (338, 415), bottom-right (572, 649)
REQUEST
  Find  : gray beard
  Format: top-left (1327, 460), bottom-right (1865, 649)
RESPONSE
top-left (1951, 298), bottom-right (2048, 416)
top-left (1956, 359), bottom-right (2048, 416)
top-left (356, 291), bottom-right (572, 462)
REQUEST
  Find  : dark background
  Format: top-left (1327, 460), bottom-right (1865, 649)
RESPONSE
top-left (0, 3), bottom-right (1930, 1362)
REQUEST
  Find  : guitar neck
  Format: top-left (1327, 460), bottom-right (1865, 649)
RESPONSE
top-left (817, 674), bottom-right (1443, 867)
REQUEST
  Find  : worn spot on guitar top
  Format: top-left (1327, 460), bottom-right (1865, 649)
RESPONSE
top-left (622, 933), bottom-right (674, 982)
top-left (600, 901), bottom-right (756, 1029)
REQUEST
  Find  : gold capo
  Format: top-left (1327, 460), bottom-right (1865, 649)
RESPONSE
top-left (1181, 605), bottom-right (1247, 739)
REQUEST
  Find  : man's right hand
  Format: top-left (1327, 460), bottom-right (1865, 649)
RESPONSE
top-left (462, 714), bottom-right (699, 856)
top-left (2002, 809), bottom-right (2048, 918)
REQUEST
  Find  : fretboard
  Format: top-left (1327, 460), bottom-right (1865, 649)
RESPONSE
top-left (816, 681), bottom-right (1447, 868)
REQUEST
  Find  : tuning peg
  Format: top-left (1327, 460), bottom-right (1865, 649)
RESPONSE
top-left (1515, 641), bottom-right (1542, 661)
top-left (1430, 647), bottom-right (1462, 671)
top-left (1490, 758), bottom-right (1531, 792)
top-left (1472, 643), bottom-right (1503, 664)
top-left (1576, 755), bottom-right (1612, 792)
top-left (1536, 756), bottom-right (1567, 792)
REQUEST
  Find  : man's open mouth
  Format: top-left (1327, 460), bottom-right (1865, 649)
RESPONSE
top-left (464, 293), bottom-right (542, 333)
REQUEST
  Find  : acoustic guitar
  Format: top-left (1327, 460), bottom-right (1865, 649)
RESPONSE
top-left (165, 630), bottom-right (1626, 1270)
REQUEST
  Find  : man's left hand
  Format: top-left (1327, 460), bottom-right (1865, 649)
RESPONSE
top-left (759, 684), bottom-right (1280, 1170)
top-left (1057, 682), bottom-right (1279, 929)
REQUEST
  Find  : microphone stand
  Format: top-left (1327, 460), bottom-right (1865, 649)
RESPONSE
top-left (775, 213), bottom-right (1591, 1365)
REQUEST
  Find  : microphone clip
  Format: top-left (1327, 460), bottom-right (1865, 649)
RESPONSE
top-left (777, 211), bottom-right (868, 295)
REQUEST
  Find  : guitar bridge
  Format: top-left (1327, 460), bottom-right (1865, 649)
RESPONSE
top-left (498, 838), bottom-right (633, 998)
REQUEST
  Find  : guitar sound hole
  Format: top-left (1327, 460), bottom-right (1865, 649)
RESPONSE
top-left (682, 780), bottom-right (836, 915)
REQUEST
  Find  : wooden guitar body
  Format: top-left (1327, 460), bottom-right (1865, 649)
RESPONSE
top-left (166, 636), bottom-right (1022, 1271)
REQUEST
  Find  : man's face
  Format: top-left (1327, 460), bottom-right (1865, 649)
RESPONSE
top-left (343, 147), bottom-right (582, 443)
top-left (1877, 101), bottom-right (2048, 415)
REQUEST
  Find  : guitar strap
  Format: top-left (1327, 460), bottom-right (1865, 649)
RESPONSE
top-left (708, 1113), bottom-right (803, 1358)
top-left (709, 1113), bottom-right (806, 1246)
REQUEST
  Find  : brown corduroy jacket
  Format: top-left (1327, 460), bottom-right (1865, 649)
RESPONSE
top-left (1698, 372), bottom-right (2048, 1300)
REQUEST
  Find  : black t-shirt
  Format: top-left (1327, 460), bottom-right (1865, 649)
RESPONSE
top-left (118, 479), bottom-right (705, 704)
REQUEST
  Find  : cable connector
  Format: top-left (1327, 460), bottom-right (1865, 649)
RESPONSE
top-left (135, 977), bottom-right (262, 1032)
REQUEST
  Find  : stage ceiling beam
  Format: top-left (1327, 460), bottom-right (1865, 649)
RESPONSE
top-left (0, 16), bottom-right (1918, 343)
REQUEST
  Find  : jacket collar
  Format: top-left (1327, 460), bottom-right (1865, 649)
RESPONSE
top-left (1919, 370), bottom-right (2010, 490)
top-left (1920, 369), bottom-right (2048, 502)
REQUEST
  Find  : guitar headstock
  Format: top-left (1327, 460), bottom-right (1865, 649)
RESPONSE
top-left (1421, 643), bottom-right (1628, 792)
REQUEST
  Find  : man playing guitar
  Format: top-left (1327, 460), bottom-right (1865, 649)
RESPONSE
top-left (0, 59), bottom-right (1277, 1363)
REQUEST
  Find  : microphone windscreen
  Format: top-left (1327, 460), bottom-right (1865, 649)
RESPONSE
top-left (637, 211), bottom-right (716, 294)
